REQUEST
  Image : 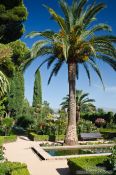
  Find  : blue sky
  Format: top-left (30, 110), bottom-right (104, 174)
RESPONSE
top-left (22, 0), bottom-right (116, 110)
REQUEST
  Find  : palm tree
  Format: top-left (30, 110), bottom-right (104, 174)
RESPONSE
top-left (27, 0), bottom-right (116, 145)
top-left (0, 71), bottom-right (9, 98)
top-left (0, 44), bottom-right (12, 98)
top-left (61, 90), bottom-right (95, 123)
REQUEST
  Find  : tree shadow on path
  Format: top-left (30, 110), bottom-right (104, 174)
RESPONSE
top-left (56, 168), bottom-right (70, 175)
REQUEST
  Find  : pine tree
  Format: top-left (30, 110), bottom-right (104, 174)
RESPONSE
top-left (33, 69), bottom-right (42, 107)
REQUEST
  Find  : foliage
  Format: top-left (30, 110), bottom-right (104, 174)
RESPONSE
top-left (0, 137), bottom-right (4, 146)
top-left (0, 135), bottom-right (17, 144)
top-left (8, 71), bottom-right (24, 117)
top-left (55, 110), bottom-right (68, 135)
top-left (16, 115), bottom-right (35, 129)
top-left (0, 117), bottom-right (14, 135)
top-left (0, 44), bottom-right (13, 98)
top-left (28, 132), bottom-right (49, 141)
top-left (22, 99), bottom-right (34, 116)
top-left (0, 162), bottom-right (30, 175)
top-left (77, 119), bottom-right (98, 134)
top-left (61, 90), bottom-right (95, 111)
top-left (99, 128), bottom-right (116, 133)
top-left (81, 111), bottom-right (114, 125)
top-left (0, 44), bottom-right (12, 63)
top-left (108, 146), bottom-right (116, 172)
top-left (0, 0), bottom-right (28, 43)
top-left (99, 128), bottom-right (116, 139)
top-left (33, 69), bottom-right (42, 108)
top-left (0, 97), bottom-right (7, 116)
top-left (26, 0), bottom-right (116, 86)
top-left (8, 40), bottom-right (30, 70)
top-left (68, 156), bottom-right (110, 175)
top-left (95, 118), bottom-right (106, 128)
top-left (0, 146), bottom-right (4, 160)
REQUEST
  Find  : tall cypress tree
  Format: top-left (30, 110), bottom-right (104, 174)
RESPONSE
top-left (8, 71), bottom-right (24, 117)
top-left (33, 69), bottom-right (42, 108)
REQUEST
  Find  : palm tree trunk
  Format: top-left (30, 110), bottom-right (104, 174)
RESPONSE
top-left (64, 62), bottom-right (78, 145)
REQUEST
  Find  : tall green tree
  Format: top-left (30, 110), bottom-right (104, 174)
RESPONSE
top-left (61, 90), bottom-right (95, 123)
top-left (8, 71), bottom-right (24, 117)
top-left (8, 41), bottom-right (30, 117)
top-left (0, 0), bottom-right (28, 43)
top-left (33, 69), bottom-right (42, 107)
top-left (27, 0), bottom-right (116, 145)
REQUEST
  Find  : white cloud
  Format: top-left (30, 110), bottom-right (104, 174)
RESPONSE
top-left (94, 84), bottom-right (116, 93)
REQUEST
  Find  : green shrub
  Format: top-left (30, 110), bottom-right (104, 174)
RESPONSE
top-left (28, 133), bottom-right (49, 141)
top-left (68, 156), bottom-right (110, 175)
top-left (77, 119), bottom-right (98, 135)
top-left (0, 146), bottom-right (4, 161)
top-left (0, 137), bottom-right (4, 146)
top-left (1, 117), bottom-right (14, 136)
top-left (0, 162), bottom-right (30, 175)
top-left (16, 115), bottom-right (34, 129)
top-left (0, 135), bottom-right (17, 144)
top-left (56, 135), bottom-right (64, 141)
top-left (99, 128), bottom-right (116, 139)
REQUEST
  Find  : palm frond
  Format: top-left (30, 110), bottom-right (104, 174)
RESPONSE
top-left (59, 0), bottom-right (72, 31)
top-left (90, 23), bottom-right (112, 33)
top-left (83, 62), bottom-right (91, 85)
top-left (48, 60), bottom-right (64, 84)
top-left (31, 40), bottom-right (49, 58)
top-left (26, 30), bottom-right (54, 39)
top-left (76, 0), bottom-right (88, 18)
top-left (0, 71), bottom-right (9, 98)
top-left (44, 5), bottom-right (66, 33)
top-left (96, 55), bottom-right (116, 71)
top-left (84, 3), bottom-right (106, 27)
top-left (88, 59), bottom-right (105, 89)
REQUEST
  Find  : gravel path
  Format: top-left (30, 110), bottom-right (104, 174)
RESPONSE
top-left (4, 137), bottom-right (69, 175)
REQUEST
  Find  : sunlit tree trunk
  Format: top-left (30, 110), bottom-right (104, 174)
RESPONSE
top-left (64, 62), bottom-right (78, 145)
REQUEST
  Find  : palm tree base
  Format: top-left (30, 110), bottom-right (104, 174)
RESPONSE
top-left (64, 124), bottom-right (78, 145)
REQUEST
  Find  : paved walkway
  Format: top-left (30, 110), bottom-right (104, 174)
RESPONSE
top-left (4, 137), bottom-right (69, 175)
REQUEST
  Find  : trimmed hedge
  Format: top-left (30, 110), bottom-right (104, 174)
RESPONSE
top-left (0, 135), bottom-right (17, 144)
top-left (68, 156), bottom-right (110, 175)
top-left (28, 133), bottom-right (64, 141)
top-left (0, 137), bottom-right (4, 146)
top-left (28, 133), bottom-right (49, 141)
top-left (56, 135), bottom-right (64, 141)
top-left (99, 128), bottom-right (116, 139)
top-left (0, 162), bottom-right (30, 175)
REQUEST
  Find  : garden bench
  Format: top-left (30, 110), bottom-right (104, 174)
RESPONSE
top-left (80, 133), bottom-right (103, 141)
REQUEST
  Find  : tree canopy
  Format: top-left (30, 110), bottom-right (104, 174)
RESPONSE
top-left (0, 0), bottom-right (28, 43)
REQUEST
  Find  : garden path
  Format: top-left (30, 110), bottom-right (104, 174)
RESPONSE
top-left (4, 137), bottom-right (69, 175)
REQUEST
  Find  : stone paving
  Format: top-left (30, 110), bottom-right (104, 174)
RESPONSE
top-left (4, 137), bottom-right (69, 175)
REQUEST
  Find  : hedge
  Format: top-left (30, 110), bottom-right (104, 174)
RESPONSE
top-left (99, 128), bottom-right (116, 139)
top-left (0, 135), bottom-right (17, 144)
top-left (68, 156), bottom-right (110, 175)
top-left (0, 162), bottom-right (30, 175)
top-left (28, 133), bottom-right (49, 141)
top-left (0, 137), bottom-right (4, 146)
top-left (56, 135), bottom-right (64, 141)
